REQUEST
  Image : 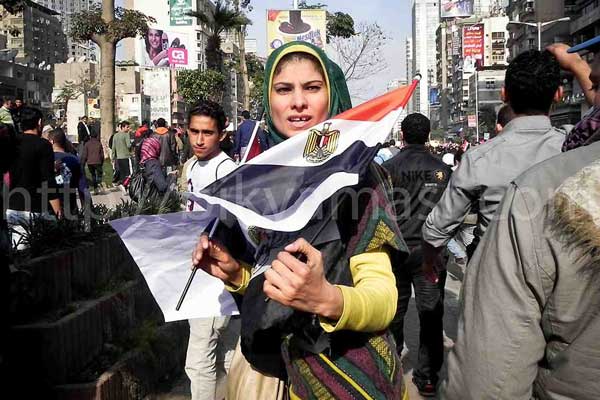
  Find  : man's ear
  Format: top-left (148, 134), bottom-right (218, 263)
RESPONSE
top-left (500, 87), bottom-right (508, 103)
top-left (554, 86), bottom-right (564, 103)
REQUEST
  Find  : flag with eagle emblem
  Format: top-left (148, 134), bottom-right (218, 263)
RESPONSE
top-left (186, 77), bottom-right (420, 235)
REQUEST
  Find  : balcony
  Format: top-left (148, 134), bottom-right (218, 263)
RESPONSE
top-left (571, 5), bottom-right (600, 34)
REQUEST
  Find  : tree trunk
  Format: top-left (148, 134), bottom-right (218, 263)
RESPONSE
top-left (99, 39), bottom-right (116, 151)
top-left (238, 27), bottom-right (250, 111)
top-left (99, 0), bottom-right (116, 151)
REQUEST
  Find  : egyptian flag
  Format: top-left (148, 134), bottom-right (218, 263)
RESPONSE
top-left (188, 77), bottom-right (420, 234)
top-left (240, 121), bottom-right (263, 163)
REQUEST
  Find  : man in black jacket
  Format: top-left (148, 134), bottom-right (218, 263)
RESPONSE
top-left (382, 113), bottom-right (452, 397)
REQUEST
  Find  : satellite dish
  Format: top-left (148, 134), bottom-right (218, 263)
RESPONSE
top-left (78, 56), bottom-right (87, 62)
top-left (45, 65), bottom-right (51, 70)
top-left (66, 57), bottom-right (75, 63)
top-left (39, 61), bottom-right (45, 68)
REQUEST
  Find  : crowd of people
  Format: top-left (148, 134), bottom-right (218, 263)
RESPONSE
top-left (3, 35), bottom-right (600, 400)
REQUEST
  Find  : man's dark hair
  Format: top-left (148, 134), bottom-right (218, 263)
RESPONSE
top-left (120, 120), bottom-right (130, 128)
top-left (505, 50), bottom-right (560, 115)
top-left (48, 128), bottom-right (67, 148)
top-left (241, 110), bottom-right (251, 119)
top-left (189, 100), bottom-right (226, 132)
top-left (142, 119), bottom-right (150, 126)
top-left (155, 118), bottom-right (167, 128)
top-left (496, 104), bottom-right (515, 128)
top-left (401, 113), bottom-right (431, 145)
top-left (90, 130), bottom-right (99, 139)
top-left (389, 139), bottom-right (396, 146)
top-left (20, 106), bottom-right (43, 132)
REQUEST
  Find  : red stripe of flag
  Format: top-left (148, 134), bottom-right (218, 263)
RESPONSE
top-left (335, 78), bottom-right (420, 122)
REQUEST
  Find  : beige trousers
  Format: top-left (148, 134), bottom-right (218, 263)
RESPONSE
top-left (226, 341), bottom-right (286, 400)
top-left (185, 316), bottom-right (240, 400)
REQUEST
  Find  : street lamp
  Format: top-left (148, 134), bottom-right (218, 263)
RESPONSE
top-left (507, 17), bottom-right (570, 51)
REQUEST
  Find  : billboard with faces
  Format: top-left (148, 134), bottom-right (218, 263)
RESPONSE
top-left (138, 28), bottom-right (191, 68)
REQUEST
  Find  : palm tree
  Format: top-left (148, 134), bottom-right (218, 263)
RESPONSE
top-left (186, 0), bottom-right (251, 70)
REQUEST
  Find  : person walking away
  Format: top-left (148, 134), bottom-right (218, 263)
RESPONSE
top-left (494, 104), bottom-right (515, 137)
top-left (139, 136), bottom-right (175, 197)
top-left (11, 98), bottom-right (24, 134)
top-left (233, 110), bottom-right (263, 162)
top-left (374, 141), bottom-right (395, 164)
top-left (133, 120), bottom-right (152, 171)
top-left (0, 97), bottom-right (14, 126)
top-left (382, 113), bottom-right (452, 397)
top-left (184, 101), bottom-right (238, 400)
top-left (443, 138), bottom-right (600, 399)
top-left (388, 139), bottom-right (401, 157)
top-left (80, 131), bottom-right (105, 194)
top-left (5, 107), bottom-right (61, 248)
top-left (77, 116), bottom-right (91, 152)
top-left (48, 128), bottom-right (87, 217)
top-left (111, 121), bottom-right (132, 186)
top-left (152, 118), bottom-right (178, 172)
top-left (421, 50), bottom-right (567, 279)
top-left (441, 34), bottom-right (600, 400)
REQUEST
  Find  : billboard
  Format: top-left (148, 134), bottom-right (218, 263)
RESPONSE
top-left (467, 115), bottom-right (477, 128)
top-left (429, 88), bottom-right (440, 106)
top-left (142, 68), bottom-right (171, 123)
top-left (170, 0), bottom-right (193, 26)
top-left (267, 9), bottom-right (327, 54)
top-left (441, 0), bottom-right (474, 18)
top-left (462, 24), bottom-right (485, 73)
top-left (138, 28), bottom-right (191, 68)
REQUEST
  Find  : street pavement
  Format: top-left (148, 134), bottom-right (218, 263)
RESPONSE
top-left (146, 268), bottom-right (464, 400)
top-left (91, 185), bottom-right (129, 209)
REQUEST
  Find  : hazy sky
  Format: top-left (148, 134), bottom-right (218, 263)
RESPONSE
top-left (245, 0), bottom-right (412, 104)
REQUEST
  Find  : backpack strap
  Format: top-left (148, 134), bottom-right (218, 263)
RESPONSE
top-left (215, 157), bottom-right (236, 181)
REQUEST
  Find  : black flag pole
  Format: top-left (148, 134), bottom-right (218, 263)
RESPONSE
top-left (176, 218), bottom-right (220, 311)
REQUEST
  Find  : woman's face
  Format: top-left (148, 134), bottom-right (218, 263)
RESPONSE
top-left (148, 30), bottom-right (162, 50)
top-left (270, 58), bottom-right (329, 138)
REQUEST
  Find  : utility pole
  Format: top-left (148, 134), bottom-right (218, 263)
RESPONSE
top-left (475, 69), bottom-right (479, 143)
top-left (293, 0), bottom-right (299, 9)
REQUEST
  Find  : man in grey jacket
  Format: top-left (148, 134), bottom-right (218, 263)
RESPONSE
top-left (421, 50), bottom-right (566, 282)
top-left (442, 141), bottom-right (600, 400)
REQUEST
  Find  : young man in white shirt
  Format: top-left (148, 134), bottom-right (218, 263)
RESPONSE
top-left (183, 101), bottom-right (238, 400)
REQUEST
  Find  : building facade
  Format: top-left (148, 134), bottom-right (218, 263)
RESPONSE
top-left (506, 0), bottom-right (576, 59)
top-left (0, 59), bottom-right (54, 109)
top-left (117, 93), bottom-right (151, 125)
top-left (436, 5), bottom-right (509, 135)
top-left (32, 0), bottom-right (100, 61)
top-left (412, 0), bottom-right (440, 118)
top-left (0, 0), bottom-right (67, 65)
top-left (405, 37), bottom-right (414, 112)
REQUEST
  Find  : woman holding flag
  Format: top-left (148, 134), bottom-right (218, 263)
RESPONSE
top-left (192, 41), bottom-right (409, 400)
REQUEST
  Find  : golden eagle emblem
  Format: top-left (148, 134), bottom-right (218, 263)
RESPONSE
top-left (303, 122), bottom-right (340, 163)
top-left (435, 170), bottom-right (446, 182)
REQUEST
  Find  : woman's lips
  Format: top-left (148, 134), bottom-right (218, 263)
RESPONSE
top-left (287, 116), bottom-right (312, 129)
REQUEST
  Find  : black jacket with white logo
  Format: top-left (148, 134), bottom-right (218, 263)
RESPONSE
top-left (383, 145), bottom-right (452, 247)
